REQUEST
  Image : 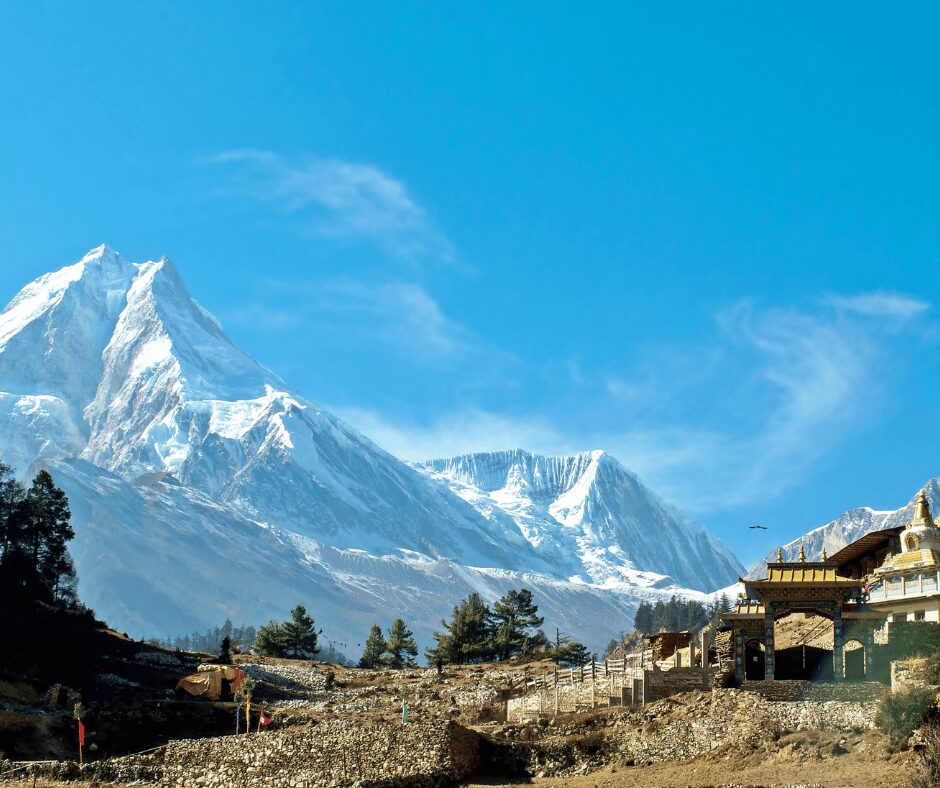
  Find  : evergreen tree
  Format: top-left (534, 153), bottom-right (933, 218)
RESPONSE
top-left (317, 642), bottom-right (351, 666)
top-left (359, 624), bottom-right (387, 668)
top-left (529, 629), bottom-right (551, 651)
top-left (385, 618), bottom-right (419, 668)
top-left (488, 588), bottom-right (544, 660)
top-left (554, 637), bottom-right (592, 667)
top-left (254, 620), bottom-right (288, 657)
top-left (282, 604), bottom-right (320, 658)
top-left (0, 463), bottom-right (25, 560)
top-left (428, 592), bottom-right (493, 665)
top-left (634, 601), bottom-right (654, 634)
top-left (0, 467), bottom-right (76, 606)
top-left (602, 638), bottom-right (621, 659)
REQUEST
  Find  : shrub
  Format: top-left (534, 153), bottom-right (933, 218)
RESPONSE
top-left (912, 721), bottom-right (940, 788)
top-left (875, 687), bottom-right (937, 742)
top-left (924, 650), bottom-right (940, 685)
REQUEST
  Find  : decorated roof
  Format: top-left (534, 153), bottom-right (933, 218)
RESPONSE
top-left (876, 547), bottom-right (940, 574)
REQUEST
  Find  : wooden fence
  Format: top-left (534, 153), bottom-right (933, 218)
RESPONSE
top-left (508, 658), bottom-right (646, 721)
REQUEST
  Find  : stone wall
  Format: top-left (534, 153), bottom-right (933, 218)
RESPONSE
top-left (646, 667), bottom-right (717, 699)
top-left (499, 687), bottom-right (879, 776)
top-left (891, 658), bottom-right (931, 693)
top-left (740, 679), bottom-right (887, 703)
top-left (1, 720), bottom-right (480, 787)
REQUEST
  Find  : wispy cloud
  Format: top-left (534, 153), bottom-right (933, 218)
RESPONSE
top-left (826, 292), bottom-right (929, 320)
top-left (332, 407), bottom-right (573, 462)
top-left (332, 290), bottom-right (930, 514)
top-left (210, 150), bottom-right (455, 264)
top-left (313, 279), bottom-right (469, 358)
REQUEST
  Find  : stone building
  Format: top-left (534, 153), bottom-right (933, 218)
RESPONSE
top-left (862, 490), bottom-right (940, 624)
top-left (721, 489), bottom-right (940, 684)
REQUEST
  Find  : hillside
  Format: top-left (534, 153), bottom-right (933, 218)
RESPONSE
top-left (0, 246), bottom-right (742, 651)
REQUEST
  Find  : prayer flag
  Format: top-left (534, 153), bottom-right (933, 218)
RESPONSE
top-left (78, 718), bottom-right (86, 747)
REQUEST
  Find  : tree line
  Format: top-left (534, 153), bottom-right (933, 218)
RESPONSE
top-left (425, 588), bottom-right (591, 666)
top-left (0, 464), bottom-right (77, 607)
top-left (359, 619), bottom-right (419, 668)
top-left (245, 588), bottom-right (593, 669)
top-left (0, 462), bottom-right (600, 671)
top-left (632, 593), bottom-right (734, 635)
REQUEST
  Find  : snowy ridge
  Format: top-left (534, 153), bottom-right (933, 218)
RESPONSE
top-left (748, 479), bottom-right (940, 577)
top-left (0, 246), bottom-right (743, 651)
top-left (419, 449), bottom-right (743, 592)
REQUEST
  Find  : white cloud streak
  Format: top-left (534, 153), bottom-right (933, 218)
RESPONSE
top-left (313, 279), bottom-right (469, 358)
top-left (332, 291), bottom-right (929, 514)
top-left (826, 292), bottom-right (929, 320)
top-left (210, 150), bottom-right (455, 263)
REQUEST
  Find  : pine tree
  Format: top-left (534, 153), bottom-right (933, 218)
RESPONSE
top-left (602, 638), bottom-right (621, 659)
top-left (634, 601), bottom-right (654, 634)
top-left (554, 637), bottom-right (591, 667)
top-left (26, 471), bottom-right (75, 602)
top-left (282, 605), bottom-right (319, 658)
top-left (428, 592), bottom-right (493, 665)
top-left (254, 620), bottom-right (288, 657)
top-left (0, 467), bottom-right (76, 606)
top-left (385, 618), bottom-right (419, 668)
top-left (359, 624), bottom-right (387, 668)
top-left (489, 588), bottom-right (544, 660)
top-left (718, 592), bottom-right (733, 613)
top-left (0, 463), bottom-right (25, 561)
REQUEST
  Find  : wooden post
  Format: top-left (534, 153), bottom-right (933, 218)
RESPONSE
top-left (591, 660), bottom-right (596, 708)
top-left (554, 682), bottom-right (559, 715)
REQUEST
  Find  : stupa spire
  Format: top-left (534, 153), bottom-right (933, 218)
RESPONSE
top-left (912, 489), bottom-right (934, 527)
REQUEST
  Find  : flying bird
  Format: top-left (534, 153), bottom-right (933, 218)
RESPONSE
top-left (748, 524), bottom-right (768, 530)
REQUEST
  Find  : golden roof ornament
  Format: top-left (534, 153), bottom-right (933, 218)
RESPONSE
top-left (798, 544), bottom-right (806, 563)
top-left (912, 489), bottom-right (934, 527)
top-left (776, 547), bottom-right (783, 562)
top-left (822, 547), bottom-right (828, 560)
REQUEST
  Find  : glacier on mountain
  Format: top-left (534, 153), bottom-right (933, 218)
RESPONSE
top-left (0, 245), bottom-right (743, 652)
top-left (418, 449), bottom-right (741, 592)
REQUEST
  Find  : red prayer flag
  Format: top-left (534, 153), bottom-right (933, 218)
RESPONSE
top-left (259, 712), bottom-right (271, 728)
top-left (78, 719), bottom-right (86, 747)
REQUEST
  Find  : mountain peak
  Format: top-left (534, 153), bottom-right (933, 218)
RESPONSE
top-left (80, 243), bottom-right (123, 264)
top-left (418, 448), bottom-right (742, 590)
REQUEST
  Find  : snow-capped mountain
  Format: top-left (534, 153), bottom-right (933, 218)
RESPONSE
top-left (749, 478), bottom-right (940, 576)
top-left (0, 246), bottom-right (742, 651)
top-left (418, 450), bottom-right (741, 592)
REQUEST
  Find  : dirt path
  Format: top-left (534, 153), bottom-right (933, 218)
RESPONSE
top-left (472, 748), bottom-right (917, 788)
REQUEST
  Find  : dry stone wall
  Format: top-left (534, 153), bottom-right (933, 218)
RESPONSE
top-left (498, 687), bottom-right (878, 777)
top-left (891, 658), bottom-right (931, 693)
top-left (1, 720), bottom-right (479, 788)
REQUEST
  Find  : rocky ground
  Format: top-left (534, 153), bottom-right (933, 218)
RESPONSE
top-left (0, 649), bottom-right (927, 787)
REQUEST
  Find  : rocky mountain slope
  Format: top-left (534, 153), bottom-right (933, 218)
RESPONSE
top-left (749, 478), bottom-right (940, 575)
top-left (0, 246), bottom-right (742, 651)
top-left (419, 450), bottom-right (740, 591)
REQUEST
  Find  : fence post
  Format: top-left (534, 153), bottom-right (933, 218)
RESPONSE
top-left (591, 660), bottom-right (596, 708)
top-left (554, 681), bottom-right (559, 715)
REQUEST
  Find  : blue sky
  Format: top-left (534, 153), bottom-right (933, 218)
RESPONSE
top-left (1, 3), bottom-right (939, 564)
